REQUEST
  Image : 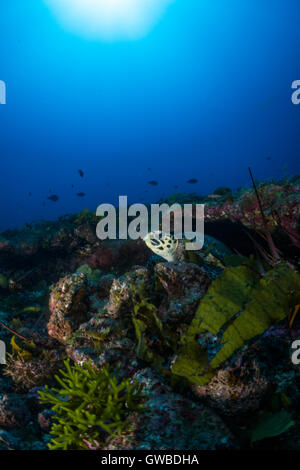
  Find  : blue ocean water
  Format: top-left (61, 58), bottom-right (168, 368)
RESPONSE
top-left (0, 0), bottom-right (299, 230)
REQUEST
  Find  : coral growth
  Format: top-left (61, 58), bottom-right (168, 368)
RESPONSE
top-left (48, 273), bottom-right (90, 343)
top-left (0, 176), bottom-right (299, 450)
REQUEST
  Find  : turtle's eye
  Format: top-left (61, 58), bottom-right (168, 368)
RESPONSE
top-left (150, 239), bottom-right (160, 247)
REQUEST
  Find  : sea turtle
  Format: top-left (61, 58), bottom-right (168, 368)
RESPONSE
top-left (143, 231), bottom-right (231, 267)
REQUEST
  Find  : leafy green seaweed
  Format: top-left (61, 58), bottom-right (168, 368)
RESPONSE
top-left (250, 410), bottom-right (295, 444)
top-left (172, 263), bottom-right (300, 385)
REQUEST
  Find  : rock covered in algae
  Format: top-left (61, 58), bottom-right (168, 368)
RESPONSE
top-left (105, 368), bottom-right (238, 450)
top-left (192, 362), bottom-right (269, 417)
top-left (47, 273), bottom-right (90, 343)
top-left (205, 182), bottom-right (300, 248)
top-left (107, 267), bottom-right (151, 318)
top-left (155, 261), bottom-right (211, 325)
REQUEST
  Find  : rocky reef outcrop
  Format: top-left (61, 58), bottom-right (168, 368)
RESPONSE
top-left (0, 177), bottom-right (299, 450)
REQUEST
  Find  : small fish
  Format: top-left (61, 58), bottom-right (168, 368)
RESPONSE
top-left (78, 169), bottom-right (84, 177)
top-left (148, 180), bottom-right (158, 186)
top-left (147, 168), bottom-right (152, 171)
top-left (21, 306), bottom-right (41, 313)
top-left (48, 194), bottom-right (59, 202)
top-left (207, 194), bottom-right (222, 199)
top-left (187, 179), bottom-right (198, 184)
top-left (266, 157), bottom-right (271, 161)
top-left (71, 184), bottom-right (74, 188)
top-left (28, 192), bottom-right (32, 197)
top-left (77, 192), bottom-right (85, 197)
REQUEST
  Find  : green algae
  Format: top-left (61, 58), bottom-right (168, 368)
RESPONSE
top-left (39, 359), bottom-right (145, 450)
top-left (0, 273), bottom-right (8, 289)
top-left (250, 410), bottom-right (295, 444)
top-left (172, 263), bottom-right (300, 385)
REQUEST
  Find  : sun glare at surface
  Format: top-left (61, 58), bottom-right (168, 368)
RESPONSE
top-left (45, 0), bottom-right (175, 40)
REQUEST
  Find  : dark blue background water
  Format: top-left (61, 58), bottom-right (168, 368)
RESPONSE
top-left (0, 0), bottom-right (299, 230)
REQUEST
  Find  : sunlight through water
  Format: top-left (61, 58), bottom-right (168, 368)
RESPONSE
top-left (45, 0), bottom-right (175, 40)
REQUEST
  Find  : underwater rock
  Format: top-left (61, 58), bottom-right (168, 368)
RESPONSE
top-left (65, 268), bottom-right (154, 372)
top-left (213, 186), bottom-right (232, 196)
top-left (74, 224), bottom-right (98, 245)
top-left (107, 267), bottom-right (151, 318)
top-left (192, 362), bottom-right (269, 417)
top-left (233, 323), bottom-right (300, 410)
top-left (66, 262), bottom-right (210, 373)
top-left (155, 262), bottom-right (211, 325)
top-left (4, 356), bottom-right (62, 391)
top-left (65, 345), bottom-right (97, 366)
top-left (202, 234), bottom-right (233, 260)
top-left (0, 394), bottom-right (31, 429)
top-left (95, 274), bottom-right (115, 298)
top-left (87, 245), bottom-right (119, 270)
top-left (49, 228), bottom-right (73, 250)
top-left (63, 262), bottom-right (194, 376)
top-left (38, 409), bottom-right (55, 433)
top-left (0, 216), bottom-right (97, 265)
top-left (0, 429), bottom-right (21, 450)
top-left (47, 273), bottom-right (90, 343)
top-left (65, 307), bottom-right (136, 374)
top-left (86, 240), bottom-right (151, 272)
top-left (0, 376), bottom-right (14, 394)
top-left (105, 368), bottom-right (238, 450)
top-left (118, 239), bottom-right (151, 269)
top-left (76, 263), bottom-right (100, 279)
top-left (205, 183), bottom-right (300, 249)
top-left (0, 238), bottom-right (9, 251)
top-left (107, 278), bottom-right (132, 318)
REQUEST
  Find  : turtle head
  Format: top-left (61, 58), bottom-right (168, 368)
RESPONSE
top-left (143, 231), bottom-right (178, 262)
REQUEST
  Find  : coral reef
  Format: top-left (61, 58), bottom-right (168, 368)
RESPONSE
top-left (0, 176), bottom-right (299, 450)
top-left (204, 182), bottom-right (300, 249)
